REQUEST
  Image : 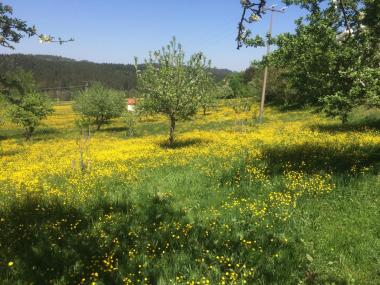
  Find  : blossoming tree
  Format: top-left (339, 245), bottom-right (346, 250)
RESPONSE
top-left (135, 37), bottom-right (213, 147)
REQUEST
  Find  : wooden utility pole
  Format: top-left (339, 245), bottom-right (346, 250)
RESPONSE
top-left (259, 5), bottom-right (286, 123)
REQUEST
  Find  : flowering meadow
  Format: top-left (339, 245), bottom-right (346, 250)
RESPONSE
top-left (0, 102), bottom-right (379, 284)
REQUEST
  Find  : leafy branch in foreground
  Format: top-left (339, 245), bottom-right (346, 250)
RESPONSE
top-left (0, 1), bottom-right (74, 119)
top-left (0, 2), bottom-right (73, 50)
top-left (236, 0), bottom-right (266, 49)
top-left (236, 0), bottom-right (363, 49)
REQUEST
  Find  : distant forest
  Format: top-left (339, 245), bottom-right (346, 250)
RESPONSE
top-left (0, 54), bottom-right (232, 91)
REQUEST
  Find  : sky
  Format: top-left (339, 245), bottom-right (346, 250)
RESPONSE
top-left (1, 0), bottom-right (304, 71)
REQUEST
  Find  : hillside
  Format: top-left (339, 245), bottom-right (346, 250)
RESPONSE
top-left (0, 54), bottom-right (233, 91)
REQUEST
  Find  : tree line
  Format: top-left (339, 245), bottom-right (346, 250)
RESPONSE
top-left (0, 54), bottom-right (232, 92)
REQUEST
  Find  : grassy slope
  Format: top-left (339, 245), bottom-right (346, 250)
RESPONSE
top-left (0, 101), bottom-right (379, 284)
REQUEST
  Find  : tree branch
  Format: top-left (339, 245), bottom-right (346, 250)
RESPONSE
top-left (339, 0), bottom-right (352, 37)
top-left (236, 0), bottom-right (267, 49)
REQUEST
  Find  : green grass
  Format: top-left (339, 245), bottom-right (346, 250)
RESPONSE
top-left (290, 175), bottom-right (380, 284)
top-left (0, 103), bottom-right (379, 284)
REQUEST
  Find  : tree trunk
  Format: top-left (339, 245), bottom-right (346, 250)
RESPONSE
top-left (203, 106), bottom-right (206, 115)
top-left (341, 113), bottom-right (348, 124)
top-left (168, 116), bottom-right (176, 147)
top-left (95, 116), bottom-right (102, 131)
top-left (24, 126), bottom-right (34, 140)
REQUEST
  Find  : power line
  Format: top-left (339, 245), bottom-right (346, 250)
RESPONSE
top-left (38, 85), bottom-right (87, 92)
top-left (37, 82), bottom-right (89, 92)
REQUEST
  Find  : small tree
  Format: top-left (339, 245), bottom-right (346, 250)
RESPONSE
top-left (123, 111), bottom-right (137, 137)
top-left (226, 73), bottom-right (253, 98)
top-left (1, 69), bottom-right (53, 139)
top-left (216, 83), bottom-right (234, 99)
top-left (199, 76), bottom-right (216, 115)
top-left (8, 92), bottom-right (53, 139)
top-left (135, 37), bottom-right (212, 147)
top-left (73, 83), bottom-right (125, 130)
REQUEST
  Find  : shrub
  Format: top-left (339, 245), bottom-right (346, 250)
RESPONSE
top-left (74, 83), bottom-right (125, 130)
top-left (1, 69), bottom-right (53, 139)
top-left (8, 91), bottom-right (53, 139)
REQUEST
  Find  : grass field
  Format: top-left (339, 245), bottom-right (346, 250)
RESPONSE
top-left (0, 101), bottom-right (379, 284)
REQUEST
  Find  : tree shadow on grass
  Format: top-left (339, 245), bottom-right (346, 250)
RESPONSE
top-left (262, 142), bottom-right (380, 175)
top-left (0, 193), bottom-right (197, 284)
top-left (32, 127), bottom-right (62, 140)
top-left (0, 127), bottom-right (61, 142)
top-left (0, 197), bottom-right (133, 285)
top-left (0, 191), bottom-right (326, 284)
top-left (99, 122), bottom-right (167, 137)
top-left (0, 131), bottom-right (21, 141)
top-left (0, 149), bottom-right (22, 157)
top-left (99, 126), bottom-right (126, 133)
top-left (310, 118), bottom-right (380, 133)
top-left (158, 138), bottom-right (208, 149)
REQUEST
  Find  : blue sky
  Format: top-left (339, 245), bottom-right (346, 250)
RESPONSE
top-left (1, 0), bottom-right (304, 71)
